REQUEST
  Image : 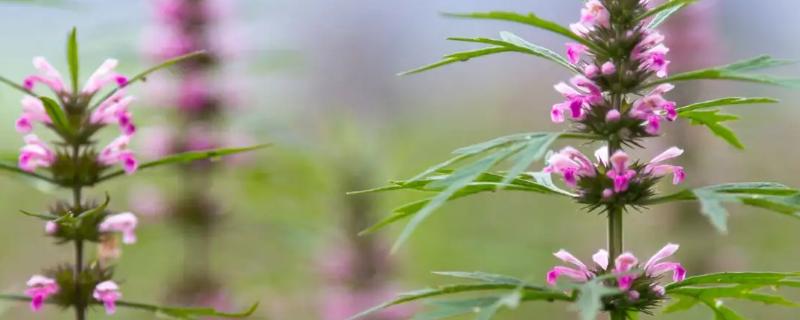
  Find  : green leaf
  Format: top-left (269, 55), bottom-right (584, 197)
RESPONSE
top-left (677, 97), bottom-right (779, 112)
top-left (443, 11), bottom-right (592, 48)
top-left (19, 209), bottom-right (54, 220)
top-left (66, 27), bottom-right (79, 94)
top-left (357, 171), bottom-right (572, 235)
top-left (392, 147), bottom-right (522, 252)
top-left (667, 272), bottom-right (800, 290)
top-left (413, 297), bottom-right (503, 320)
top-left (641, 0), bottom-right (697, 29)
top-left (571, 277), bottom-right (620, 320)
top-left (500, 131), bottom-right (560, 186)
top-left (90, 51), bottom-right (206, 109)
top-left (432, 271), bottom-right (528, 286)
top-left (680, 110), bottom-right (743, 149)
top-left (39, 96), bottom-right (72, 136)
top-left (647, 55), bottom-right (800, 87)
top-left (0, 75), bottom-right (35, 95)
top-left (693, 184), bottom-right (800, 233)
top-left (116, 301), bottom-right (258, 319)
top-left (497, 31), bottom-right (578, 72)
top-left (0, 160), bottom-right (57, 184)
top-left (400, 33), bottom-right (579, 75)
top-left (96, 144), bottom-right (270, 182)
top-left (400, 46), bottom-right (522, 76)
top-left (75, 193), bottom-right (110, 221)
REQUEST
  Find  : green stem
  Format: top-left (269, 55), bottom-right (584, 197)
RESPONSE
top-left (71, 143), bottom-right (86, 320)
top-left (607, 206), bottom-right (624, 268)
top-left (611, 310), bottom-right (627, 320)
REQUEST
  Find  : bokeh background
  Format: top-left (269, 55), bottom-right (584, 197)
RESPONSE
top-left (0, 0), bottom-right (799, 319)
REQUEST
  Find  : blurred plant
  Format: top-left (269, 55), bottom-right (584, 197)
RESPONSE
top-left (143, 0), bottom-right (244, 308)
top-left (351, 1), bottom-right (800, 319)
top-left (0, 29), bottom-right (264, 319)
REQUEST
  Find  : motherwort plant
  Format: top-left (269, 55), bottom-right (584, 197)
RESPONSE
top-left (0, 29), bottom-right (263, 319)
top-left (351, 1), bottom-right (800, 319)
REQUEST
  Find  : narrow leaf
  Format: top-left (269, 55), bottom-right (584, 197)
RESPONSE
top-left (116, 300), bottom-right (258, 319)
top-left (0, 161), bottom-right (57, 184)
top-left (39, 96), bottom-right (72, 135)
top-left (97, 144), bottom-right (270, 182)
top-left (66, 27), bottom-right (79, 94)
top-left (677, 97), bottom-right (779, 112)
top-left (392, 147), bottom-right (520, 252)
top-left (647, 55), bottom-right (800, 87)
top-left (642, 0), bottom-right (696, 28)
top-left (500, 132), bottom-right (559, 186)
top-left (0, 75), bottom-right (35, 95)
top-left (443, 11), bottom-right (592, 47)
top-left (400, 46), bottom-right (519, 76)
top-left (90, 51), bottom-right (206, 109)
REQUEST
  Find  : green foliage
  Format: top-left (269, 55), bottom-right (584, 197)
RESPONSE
top-left (348, 271), bottom-right (571, 320)
top-left (641, 0), bottom-right (696, 28)
top-left (442, 11), bottom-right (592, 47)
top-left (680, 110), bottom-right (743, 149)
top-left (676, 97), bottom-right (778, 149)
top-left (40, 96), bottom-right (73, 137)
top-left (66, 27), bottom-right (79, 94)
top-left (95, 144), bottom-right (271, 182)
top-left (646, 55), bottom-right (800, 87)
top-left (664, 272), bottom-right (800, 319)
top-left (90, 51), bottom-right (207, 109)
top-left (400, 32), bottom-right (579, 75)
top-left (646, 183), bottom-right (800, 233)
top-left (0, 295), bottom-right (258, 319)
top-left (116, 301), bottom-right (259, 319)
top-left (351, 132), bottom-right (588, 250)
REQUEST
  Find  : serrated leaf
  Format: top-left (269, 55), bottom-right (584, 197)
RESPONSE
top-left (647, 55), bottom-right (800, 87)
top-left (443, 11), bottom-right (592, 48)
top-left (572, 279), bottom-right (620, 320)
top-left (39, 96), bottom-right (72, 136)
top-left (677, 97), bottom-right (779, 112)
top-left (680, 110), bottom-right (743, 149)
top-left (642, 0), bottom-right (696, 28)
top-left (116, 300), bottom-right (258, 319)
top-left (66, 27), bottom-right (79, 94)
top-left (96, 144), bottom-right (270, 182)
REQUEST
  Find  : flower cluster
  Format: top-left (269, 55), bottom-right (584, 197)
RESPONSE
top-left (553, 0), bottom-right (677, 141)
top-left (547, 244), bottom-right (686, 313)
top-left (16, 57), bottom-right (139, 177)
top-left (544, 146), bottom-right (685, 206)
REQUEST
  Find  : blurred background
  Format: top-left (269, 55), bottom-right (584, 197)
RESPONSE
top-left (0, 0), bottom-right (799, 319)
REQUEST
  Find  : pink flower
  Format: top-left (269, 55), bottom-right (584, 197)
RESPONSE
top-left (82, 59), bottom-right (128, 95)
top-left (93, 281), bottom-right (122, 315)
top-left (605, 109), bottom-right (621, 122)
top-left (546, 244), bottom-right (686, 297)
top-left (16, 96), bottom-right (51, 133)
top-left (23, 57), bottom-right (66, 94)
top-left (45, 221), bottom-right (58, 235)
top-left (90, 92), bottom-right (136, 135)
top-left (99, 212), bottom-right (138, 244)
top-left (19, 134), bottom-right (56, 172)
top-left (25, 275), bottom-right (59, 312)
top-left (645, 147), bottom-right (686, 184)
top-left (98, 135), bottom-right (138, 174)
top-left (606, 150), bottom-right (637, 193)
top-left (631, 84), bottom-right (677, 135)
top-left (550, 76), bottom-right (603, 123)
top-left (543, 146), bottom-right (598, 187)
top-left (566, 43), bottom-right (588, 65)
top-left (570, 0), bottom-right (609, 36)
top-left (601, 61), bottom-right (616, 75)
top-left (633, 31), bottom-right (671, 78)
top-left (583, 64), bottom-right (599, 78)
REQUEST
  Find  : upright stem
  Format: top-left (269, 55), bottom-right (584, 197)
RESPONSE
top-left (607, 92), bottom-right (625, 320)
top-left (71, 143), bottom-right (86, 320)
